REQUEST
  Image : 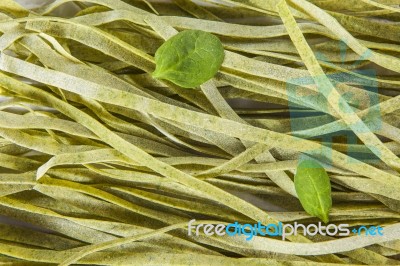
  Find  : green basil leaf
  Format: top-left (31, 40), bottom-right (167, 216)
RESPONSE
top-left (152, 29), bottom-right (225, 88)
top-left (294, 159), bottom-right (332, 223)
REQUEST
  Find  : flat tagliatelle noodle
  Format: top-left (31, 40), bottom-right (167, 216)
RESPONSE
top-left (0, 0), bottom-right (399, 265)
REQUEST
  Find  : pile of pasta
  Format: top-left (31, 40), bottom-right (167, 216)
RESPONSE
top-left (0, 0), bottom-right (399, 264)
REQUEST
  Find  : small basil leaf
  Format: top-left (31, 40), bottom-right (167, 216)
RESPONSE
top-left (152, 29), bottom-right (225, 88)
top-left (294, 159), bottom-right (332, 223)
